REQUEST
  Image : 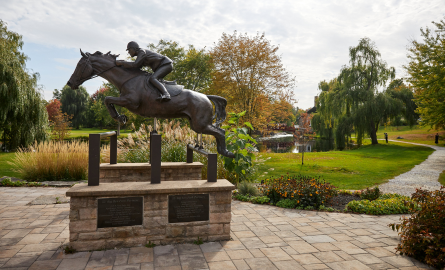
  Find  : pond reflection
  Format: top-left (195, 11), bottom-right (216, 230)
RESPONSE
top-left (257, 133), bottom-right (334, 153)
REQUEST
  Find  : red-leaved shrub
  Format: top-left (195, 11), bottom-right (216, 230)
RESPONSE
top-left (389, 187), bottom-right (445, 269)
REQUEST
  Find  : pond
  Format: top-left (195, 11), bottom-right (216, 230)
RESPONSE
top-left (256, 132), bottom-right (334, 153)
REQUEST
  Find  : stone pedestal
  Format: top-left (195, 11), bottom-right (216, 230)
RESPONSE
top-left (99, 162), bottom-right (203, 182)
top-left (66, 180), bottom-right (234, 251)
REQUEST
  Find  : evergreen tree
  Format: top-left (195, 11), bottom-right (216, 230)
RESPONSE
top-left (0, 20), bottom-right (48, 150)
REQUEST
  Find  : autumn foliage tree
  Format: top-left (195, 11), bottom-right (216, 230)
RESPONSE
top-left (50, 109), bottom-right (72, 141)
top-left (45, 99), bottom-right (61, 122)
top-left (208, 32), bottom-right (296, 130)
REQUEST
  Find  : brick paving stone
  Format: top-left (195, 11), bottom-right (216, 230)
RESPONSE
top-left (332, 241), bottom-right (367, 255)
top-left (248, 248), bottom-right (266, 258)
top-left (288, 241), bottom-right (319, 254)
top-left (56, 257), bottom-right (90, 270)
top-left (260, 247), bottom-right (293, 262)
top-left (200, 242), bottom-right (224, 253)
top-left (203, 251), bottom-right (230, 262)
top-left (292, 254), bottom-right (323, 265)
top-left (312, 251), bottom-right (344, 263)
top-left (207, 260), bottom-right (237, 270)
top-left (232, 259), bottom-right (249, 270)
top-left (380, 255), bottom-right (415, 268)
top-left (301, 235), bottom-right (336, 243)
top-left (233, 231), bottom-right (256, 238)
top-left (327, 260), bottom-right (373, 270)
top-left (220, 240), bottom-right (245, 250)
top-left (0, 237), bottom-right (22, 247)
top-left (366, 247), bottom-right (398, 258)
top-left (112, 264), bottom-right (141, 270)
top-left (154, 253), bottom-right (181, 268)
top-left (85, 255), bottom-right (116, 268)
top-left (16, 233), bottom-right (48, 245)
top-left (274, 259), bottom-right (306, 270)
top-left (1, 255), bottom-right (38, 268)
top-left (1, 229), bottom-right (32, 238)
top-left (238, 237), bottom-right (267, 249)
top-left (302, 263), bottom-right (330, 269)
top-left (178, 253), bottom-right (208, 270)
top-left (225, 249), bottom-right (253, 260)
top-left (258, 235), bottom-right (283, 244)
top-left (353, 253), bottom-right (385, 265)
top-left (128, 252), bottom-right (154, 264)
top-left (244, 257), bottom-right (278, 270)
top-left (28, 259), bottom-right (62, 270)
top-left (115, 254), bottom-right (129, 265)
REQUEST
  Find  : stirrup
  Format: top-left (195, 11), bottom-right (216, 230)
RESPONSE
top-left (156, 94), bottom-right (171, 102)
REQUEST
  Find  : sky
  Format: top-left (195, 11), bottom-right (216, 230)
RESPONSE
top-left (1, 0), bottom-right (444, 110)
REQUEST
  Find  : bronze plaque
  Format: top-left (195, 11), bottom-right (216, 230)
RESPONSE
top-left (168, 194), bottom-right (209, 223)
top-left (97, 197), bottom-right (143, 228)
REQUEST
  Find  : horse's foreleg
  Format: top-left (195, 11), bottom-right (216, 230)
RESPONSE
top-left (104, 96), bottom-right (132, 124)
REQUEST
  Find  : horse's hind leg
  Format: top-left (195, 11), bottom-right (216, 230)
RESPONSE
top-left (200, 124), bottom-right (235, 158)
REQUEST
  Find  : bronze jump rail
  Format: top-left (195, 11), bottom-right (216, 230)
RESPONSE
top-left (88, 131), bottom-right (119, 186)
top-left (186, 144), bottom-right (217, 182)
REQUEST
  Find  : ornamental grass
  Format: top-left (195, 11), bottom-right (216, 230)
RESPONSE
top-left (260, 174), bottom-right (338, 209)
top-left (101, 120), bottom-right (227, 180)
top-left (11, 140), bottom-right (88, 181)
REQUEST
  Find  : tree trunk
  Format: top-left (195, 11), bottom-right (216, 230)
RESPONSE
top-left (370, 122), bottom-right (378, 145)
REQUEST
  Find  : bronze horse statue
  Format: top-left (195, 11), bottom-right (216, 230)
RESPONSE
top-left (67, 50), bottom-right (235, 158)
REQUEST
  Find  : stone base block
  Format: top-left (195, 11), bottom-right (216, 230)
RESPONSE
top-left (66, 180), bottom-right (234, 251)
top-left (99, 162), bottom-right (203, 182)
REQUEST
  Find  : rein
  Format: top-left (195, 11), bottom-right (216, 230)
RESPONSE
top-left (77, 58), bottom-right (116, 85)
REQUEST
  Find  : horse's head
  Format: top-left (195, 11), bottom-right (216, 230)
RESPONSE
top-left (67, 50), bottom-right (118, 89)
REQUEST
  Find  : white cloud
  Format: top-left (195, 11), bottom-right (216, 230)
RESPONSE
top-left (1, 0), bottom-right (443, 108)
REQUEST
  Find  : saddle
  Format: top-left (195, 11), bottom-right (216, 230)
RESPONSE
top-left (144, 74), bottom-right (183, 97)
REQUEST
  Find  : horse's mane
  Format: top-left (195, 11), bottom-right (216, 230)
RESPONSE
top-left (89, 51), bottom-right (119, 60)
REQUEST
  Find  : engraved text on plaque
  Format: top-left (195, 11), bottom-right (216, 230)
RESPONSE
top-left (97, 197), bottom-right (143, 228)
top-left (168, 194), bottom-right (209, 223)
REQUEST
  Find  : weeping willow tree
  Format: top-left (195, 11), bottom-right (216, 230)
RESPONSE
top-left (0, 20), bottom-right (49, 150)
top-left (312, 38), bottom-right (417, 149)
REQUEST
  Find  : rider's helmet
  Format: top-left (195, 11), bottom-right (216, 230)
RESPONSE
top-left (126, 41), bottom-right (140, 51)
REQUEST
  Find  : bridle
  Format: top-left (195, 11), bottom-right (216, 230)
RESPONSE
top-left (74, 56), bottom-right (116, 86)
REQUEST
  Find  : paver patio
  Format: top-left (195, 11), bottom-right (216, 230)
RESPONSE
top-left (0, 187), bottom-right (436, 269)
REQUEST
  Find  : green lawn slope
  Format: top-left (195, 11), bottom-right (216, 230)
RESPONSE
top-left (256, 142), bottom-right (434, 190)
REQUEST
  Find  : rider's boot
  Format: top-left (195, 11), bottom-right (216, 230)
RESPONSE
top-left (156, 87), bottom-right (171, 102)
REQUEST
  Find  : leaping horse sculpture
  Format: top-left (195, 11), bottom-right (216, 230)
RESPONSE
top-left (67, 50), bottom-right (235, 158)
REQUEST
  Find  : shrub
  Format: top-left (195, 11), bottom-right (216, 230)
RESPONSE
top-left (360, 187), bottom-right (381, 201)
top-left (222, 111), bottom-right (258, 184)
top-left (10, 140), bottom-right (88, 181)
top-left (260, 174), bottom-right (338, 209)
top-left (237, 181), bottom-right (259, 196)
top-left (233, 193), bottom-right (270, 204)
top-left (250, 196), bottom-right (270, 204)
top-left (389, 187), bottom-right (445, 269)
top-left (0, 178), bottom-right (43, 187)
top-left (276, 199), bottom-right (298, 209)
top-left (347, 193), bottom-right (417, 215)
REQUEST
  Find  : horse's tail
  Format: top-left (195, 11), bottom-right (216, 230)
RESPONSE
top-left (207, 95), bottom-right (227, 128)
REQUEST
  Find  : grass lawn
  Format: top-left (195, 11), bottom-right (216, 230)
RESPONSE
top-left (439, 171), bottom-right (445, 187)
top-left (376, 125), bottom-right (444, 147)
top-left (65, 128), bottom-right (131, 139)
top-left (256, 142), bottom-right (434, 190)
top-left (0, 152), bottom-right (22, 178)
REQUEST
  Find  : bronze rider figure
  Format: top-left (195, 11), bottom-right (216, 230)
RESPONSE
top-left (116, 41), bottom-right (172, 101)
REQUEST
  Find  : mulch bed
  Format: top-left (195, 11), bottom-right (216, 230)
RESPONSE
top-left (326, 194), bottom-right (362, 211)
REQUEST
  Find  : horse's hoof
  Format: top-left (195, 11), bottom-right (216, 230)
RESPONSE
top-left (117, 115), bottom-right (127, 124)
top-left (224, 151), bottom-right (235, 159)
